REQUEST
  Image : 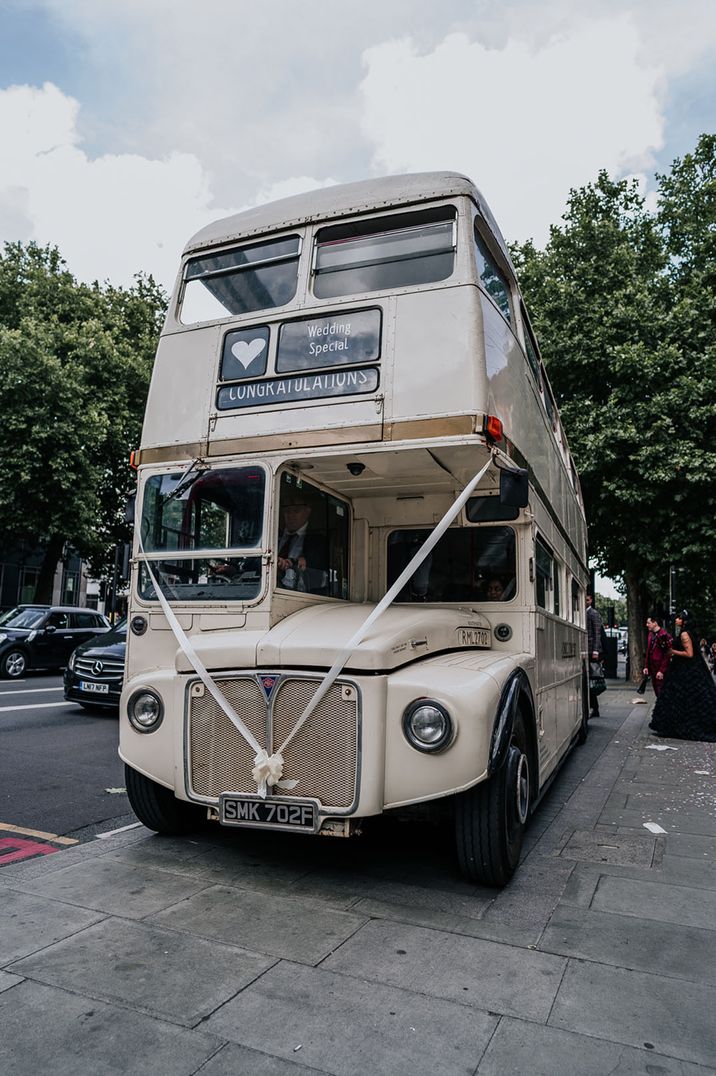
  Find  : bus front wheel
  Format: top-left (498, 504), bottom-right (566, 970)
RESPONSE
top-left (455, 712), bottom-right (530, 886)
top-left (125, 764), bottom-right (203, 834)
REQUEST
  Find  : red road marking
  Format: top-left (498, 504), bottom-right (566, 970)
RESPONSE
top-left (0, 837), bottom-right (58, 864)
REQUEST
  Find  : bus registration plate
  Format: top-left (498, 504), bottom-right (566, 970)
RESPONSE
top-left (220, 795), bottom-right (316, 832)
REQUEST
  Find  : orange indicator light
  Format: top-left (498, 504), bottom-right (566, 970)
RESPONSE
top-left (484, 415), bottom-right (504, 442)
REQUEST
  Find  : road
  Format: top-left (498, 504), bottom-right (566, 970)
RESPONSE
top-left (0, 672), bottom-right (134, 864)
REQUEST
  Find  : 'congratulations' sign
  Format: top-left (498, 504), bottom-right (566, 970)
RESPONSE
top-left (216, 366), bottom-right (379, 411)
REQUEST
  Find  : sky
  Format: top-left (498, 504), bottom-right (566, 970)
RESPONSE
top-left (1, 0), bottom-right (714, 599)
top-left (1, 0), bottom-right (714, 294)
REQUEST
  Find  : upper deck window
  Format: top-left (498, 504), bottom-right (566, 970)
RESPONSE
top-left (180, 236), bottom-right (300, 325)
top-left (313, 207), bottom-right (456, 300)
top-left (474, 230), bottom-right (512, 324)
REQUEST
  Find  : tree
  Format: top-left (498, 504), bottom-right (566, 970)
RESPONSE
top-left (0, 243), bottom-right (167, 600)
top-left (512, 136), bottom-right (716, 672)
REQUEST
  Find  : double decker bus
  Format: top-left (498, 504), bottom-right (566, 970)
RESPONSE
top-left (122, 172), bottom-right (588, 885)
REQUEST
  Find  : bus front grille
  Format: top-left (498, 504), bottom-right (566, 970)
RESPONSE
top-left (187, 676), bottom-right (359, 810)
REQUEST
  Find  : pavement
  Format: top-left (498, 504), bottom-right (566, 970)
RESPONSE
top-left (1, 682), bottom-right (715, 1076)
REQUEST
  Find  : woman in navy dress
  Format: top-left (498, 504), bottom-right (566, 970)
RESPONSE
top-left (649, 610), bottom-right (716, 742)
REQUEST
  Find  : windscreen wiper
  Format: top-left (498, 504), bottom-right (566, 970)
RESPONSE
top-left (163, 457), bottom-right (207, 503)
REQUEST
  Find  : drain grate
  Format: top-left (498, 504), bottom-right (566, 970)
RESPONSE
top-left (559, 829), bottom-right (661, 868)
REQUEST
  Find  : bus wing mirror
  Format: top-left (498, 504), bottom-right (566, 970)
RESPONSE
top-left (499, 468), bottom-right (529, 508)
top-left (124, 491), bottom-right (136, 524)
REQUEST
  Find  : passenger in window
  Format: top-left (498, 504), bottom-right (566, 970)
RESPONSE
top-left (277, 494), bottom-right (327, 594)
top-left (485, 578), bottom-right (505, 601)
top-left (483, 576), bottom-right (515, 601)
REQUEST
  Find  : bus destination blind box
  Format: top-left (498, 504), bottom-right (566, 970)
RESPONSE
top-left (217, 307), bottom-right (382, 412)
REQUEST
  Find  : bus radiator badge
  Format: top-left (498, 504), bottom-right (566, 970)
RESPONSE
top-left (258, 675), bottom-right (280, 702)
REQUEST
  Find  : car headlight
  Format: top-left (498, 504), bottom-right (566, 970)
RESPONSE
top-left (68, 650), bottom-right (76, 671)
top-left (0, 633), bottom-right (6, 643)
top-left (402, 699), bottom-right (453, 753)
top-left (127, 689), bottom-right (164, 732)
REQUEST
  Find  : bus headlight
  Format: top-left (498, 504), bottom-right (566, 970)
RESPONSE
top-left (402, 699), bottom-right (453, 753)
top-left (127, 689), bottom-right (164, 732)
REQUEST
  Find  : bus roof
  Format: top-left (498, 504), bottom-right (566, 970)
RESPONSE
top-left (185, 171), bottom-right (513, 268)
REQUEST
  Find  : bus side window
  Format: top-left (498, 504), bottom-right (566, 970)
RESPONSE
top-left (474, 228), bottom-right (512, 324)
top-left (571, 578), bottom-right (581, 624)
top-left (535, 537), bottom-right (554, 611)
top-left (553, 556), bottom-right (561, 617)
top-left (520, 305), bottom-right (541, 384)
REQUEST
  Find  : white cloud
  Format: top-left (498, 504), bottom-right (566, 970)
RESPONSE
top-left (0, 82), bottom-right (235, 288)
top-left (359, 17), bottom-right (666, 245)
top-left (1, 3), bottom-right (713, 285)
top-left (0, 82), bottom-right (345, 290)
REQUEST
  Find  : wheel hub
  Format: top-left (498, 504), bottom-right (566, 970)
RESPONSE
top-left (507, 744), bottom-right (529, 826)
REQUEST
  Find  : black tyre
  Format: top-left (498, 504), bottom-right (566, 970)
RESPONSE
top-left (125, 764), bottom-right (203, 834)
top-left (577, 668), bottom-right (590, 745)
top-left (455, 711), bottom-right (531, 886)
top-left (1, 649), bottom-right (27, 679)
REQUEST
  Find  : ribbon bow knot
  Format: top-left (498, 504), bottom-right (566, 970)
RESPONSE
top-left (252, 749), bottom-right (298, 798)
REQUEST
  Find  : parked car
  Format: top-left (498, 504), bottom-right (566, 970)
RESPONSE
top-left (0, 606), bottom-right (111, 679)
top-left (64, 617), bottom-right (127, 712)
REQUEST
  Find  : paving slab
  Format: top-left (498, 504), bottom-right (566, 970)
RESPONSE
top-left (0, 971), bottom-right (23, 994)
top-left (654, 852), bottom-right (716, 891)
top-left (477, 1017), bottom-right (715, 1076)
top-left (549, 959), bottom-right (716, 1068)
top-left (0, 979), bottom-right (222, 1076)
top-left (481, 853), bottom-right (575, 933)
top-left (108, 834), bottom-right (314, 890)
top-left (8, 857), bottom-right (209, 918)
top-left (0, 826), bottom-right (147, 886)
top-left (8, 916), bottom-right (275, 1027)
top-left (0, 888), bottom-right (105, 965)
top-left (150, 884), bottom-right (367, 965)
top-left (350, 896), bottom-right (542, 947)
top-left (197, 1041), bottom-right (335, 1075)
top-left (665, 832), bottom-right (716, 859)
top-left (204, 959), bottom-right (498, 1076)
top-left (591, 873), bottom-right (716, 930)
top-left (540, 902), bottom-right (716, 984)
top-left (323, 918), bottom-right (566, 1021)
top-left (289, 867), bottom-right (493, 918)
top-left (599, 805), bottom-right (716, 836)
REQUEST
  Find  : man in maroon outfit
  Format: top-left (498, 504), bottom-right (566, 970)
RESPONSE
top-left (642, 614), bottom-right (672, 697)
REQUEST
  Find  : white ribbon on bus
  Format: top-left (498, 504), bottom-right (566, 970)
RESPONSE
top-left (137, 452), bottom-right (494, 797)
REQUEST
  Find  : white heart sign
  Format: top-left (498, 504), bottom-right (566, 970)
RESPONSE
top-left (231, 338), bottom-right (266, 370)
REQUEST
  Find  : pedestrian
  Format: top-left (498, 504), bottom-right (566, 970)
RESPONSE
top-left (586, 593), bottom-right (606, 719)
top-left (634, 613), bottom-right (672, 703)
top-left (649, 610), bottom-right (716, 741)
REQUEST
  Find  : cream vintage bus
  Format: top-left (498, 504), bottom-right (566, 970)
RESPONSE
top-left (121, 172), bottom-right (588, 886)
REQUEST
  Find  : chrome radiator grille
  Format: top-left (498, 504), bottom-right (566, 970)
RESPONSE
top-left (187, 675), bottom-right (359, 809)
top-left (75, 657), bottom-right (124, 680)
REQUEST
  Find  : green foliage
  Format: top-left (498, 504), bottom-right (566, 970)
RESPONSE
top-left (512, 134), bottom-right (716, 655)
top-left (0, 243), bottom-right (167, 586)
top-left (594, 593), bottom-right (627, 628)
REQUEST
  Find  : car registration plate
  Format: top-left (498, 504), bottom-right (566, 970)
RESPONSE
top-left (79, 681), bottom-right (109, 694)
top-left (220, 795), bottom-right (316, 832)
